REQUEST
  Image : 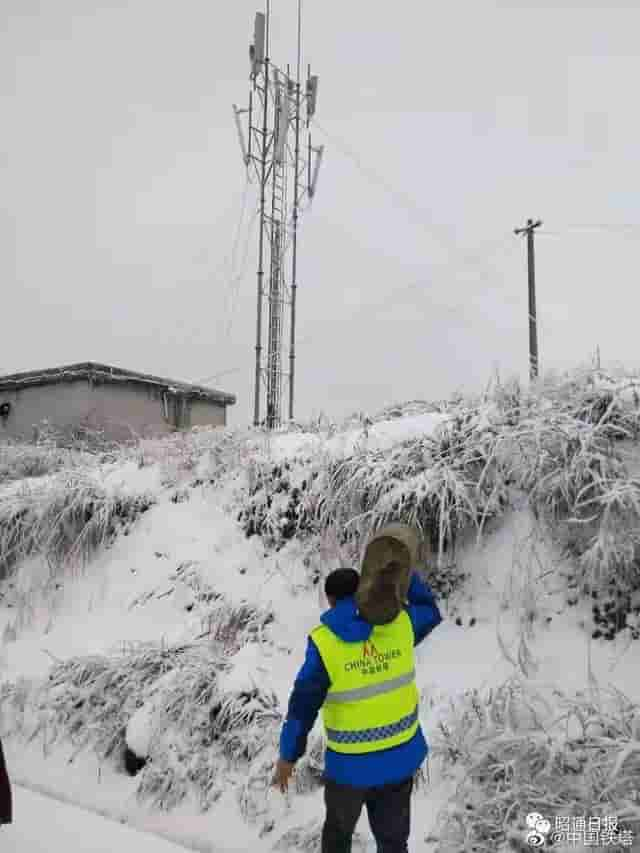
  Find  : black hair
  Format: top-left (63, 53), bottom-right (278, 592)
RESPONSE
top-left (325, 568), bottom-right (359, 602)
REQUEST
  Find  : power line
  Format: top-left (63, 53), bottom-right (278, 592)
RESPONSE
top-left (223, 206), bottom-right (260, 341)
top-left (194, 366), bottom-right (245, 385)
top-left (537, 224), bottom-right (640, 238)
top-left (192, 230), bottom-right (523, 388)
top-left (220, 176), bottom-right (252, 337)
top-left (310, 119), bottom-right (508, 285)
top-left (195, 269), bottom-right (488, 388)
top-left (564, 223), bottom-right (640, 232)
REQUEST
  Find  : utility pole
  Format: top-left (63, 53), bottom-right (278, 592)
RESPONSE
top-left (234, 3), bottom-right (323, 429)
top-left (514, 218), bottom-right (542, 381)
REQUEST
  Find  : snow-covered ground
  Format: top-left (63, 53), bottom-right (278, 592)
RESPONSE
top-left (1, 398), bottom-right (640, 851)
top-left (5, 785), bottom-right (198, 852)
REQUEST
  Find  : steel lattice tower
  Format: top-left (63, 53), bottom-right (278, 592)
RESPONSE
top-left (233, 4), bottom-right (323, 429)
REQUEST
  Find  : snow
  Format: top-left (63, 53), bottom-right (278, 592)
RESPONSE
top-left (126, 699), bottom-right (160, 759)
top-left (5, 785), bottom-right (198, 853)
top-left (261, 412), bottom-right (449, 462)
top-left (217, 642), bottom-right (272, 694)
top-left (1, 406), bottom-right (640, 852)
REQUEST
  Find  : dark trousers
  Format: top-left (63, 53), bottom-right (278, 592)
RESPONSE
top-left (321, 775), bottom-right (413, 853)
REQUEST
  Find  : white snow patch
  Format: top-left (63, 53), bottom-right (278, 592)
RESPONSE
top-left (2, 406), bottom-right (640, 852)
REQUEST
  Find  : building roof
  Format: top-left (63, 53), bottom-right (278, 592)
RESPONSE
top-left (0, 362), bottom-right (236, 406)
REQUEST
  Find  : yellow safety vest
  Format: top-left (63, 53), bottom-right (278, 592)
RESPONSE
top-left (311, 610), bottom-right (419, 755)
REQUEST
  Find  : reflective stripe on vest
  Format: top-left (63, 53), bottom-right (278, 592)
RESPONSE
top-left (325, 707), bottom-right (419, 745)
top-left (323, 669), bottom-right (416, 705)
top-left (311, 610), bottom-right (419, 755)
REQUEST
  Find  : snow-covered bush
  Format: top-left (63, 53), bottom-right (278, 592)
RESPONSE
top-left (0, 440), bottom-right (91, 485)
top-left (293, 729), bottom-right (325, 794)
top-left (30, 644), bottom-right (201, 761)
top-left (515, 422), bottom-right (640, 635)
top-left (272, 819), bottom-right (369, 852)
top-left (501, 369), bottom-right (640, 638)
top-left (135, 427), bottom-right (249, 488)
top-left (370, 399), bottom-right (438, 422)
top-left (202, 599), bottom-right (275, 649)
top-left (0, 636), bottom-right (285, 814)
top-left (533, 365), bottom-right (640, 440)
top-left (318, 405), bottom-right (511, 578)
top-left (237, 458), bottom-right (320, 550)
top-left (0, 474), bottom-right (154, 579)
top-left (137, 673), bottom-right (281, 811)
top-left (431, 678), bottom-right (639, 852)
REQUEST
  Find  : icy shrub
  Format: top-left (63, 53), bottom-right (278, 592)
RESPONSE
top-left (370, 399), bottom-right (437, 422)
top-left (202, 599), bottom-right (275, 649)
top-left (237, 458), bottom-right (320, 550)
top-left (197, 427), bottom-right (253, 485)
top-left (167, 560), bottom-right (223, 610)
top-left (138, 675), bottom-right (281, 811)
top-left (503, 367), bottom-right (640, 640)
top-left (431, 679), bottom-right (639, 852)
top-left (317, 404), bottom-right (511, 596)
top-left (135, 427), bottom-right (248, 488)
top-left (37, 421), bottom-right (124, 454)
top-left (272, 820), bottom-right (368, 852)
top-left (535, 366), bottom-right (640, 441)
top-left (588, 581), bottom-right (640, 643)
top-left (137, 430), bottom-right (209, 486)
top-left (28, 645), bottom-right (200, 762)
top-left (0, 441), bottom-right (87, 484)
top-left (0, 474), bottom-right (154, 579)
top-left (0, 633), bottom-right (287, 813)
top-left (292, 729), bottom-right (325, 794)
top-left (513, 404), bottom-right (640, 638)
top-left (235, 399), bottom-right (511, 582)
top-left (490, 375), bottom-right (522, 426)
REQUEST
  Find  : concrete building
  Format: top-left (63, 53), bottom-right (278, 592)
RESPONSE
top-left (0, 362), bottom-right (236, 443)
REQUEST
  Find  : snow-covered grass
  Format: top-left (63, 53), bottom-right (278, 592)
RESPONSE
top-left (0, 473), bottom-right (155, 582)
top-left (1, 365), bottom-right (640, 852)
top-left (317, 405), bottom-right (510, 567)
top-left (0, 421), bottom-right (127, 489)
top-left (135, 427), bottom-right (253, 490)
top-left (431, 677), bottom-right (640, 851)
top-left (0, 441), bottom-right (86, 485)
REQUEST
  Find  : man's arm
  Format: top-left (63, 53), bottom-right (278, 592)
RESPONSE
top-left (279, 636), bottom-right (330, 763)
top-left (405, 570), bottom-right (442, 646)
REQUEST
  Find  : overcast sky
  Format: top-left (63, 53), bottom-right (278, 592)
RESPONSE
top-left (3, 0), bottom-right (640, 426)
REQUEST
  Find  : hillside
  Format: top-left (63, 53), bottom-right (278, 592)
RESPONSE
top-left (1, 368), bottom-right (640, 852)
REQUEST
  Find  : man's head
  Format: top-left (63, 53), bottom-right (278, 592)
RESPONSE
top-left (324, 568), bottom-right (359, 608)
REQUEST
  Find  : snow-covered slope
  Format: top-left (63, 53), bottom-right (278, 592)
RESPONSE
top-left (1, 380), bottom-right (640, 852)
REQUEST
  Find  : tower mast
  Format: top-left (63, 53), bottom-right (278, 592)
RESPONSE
top-left (235, 4), bottom-right (323, 428)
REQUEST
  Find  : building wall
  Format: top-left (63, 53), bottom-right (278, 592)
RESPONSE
top-left (0, 380), bottom-right (90, 441)
top-left (189, 398), bottom-right (226, 429)
top-left (0, 380), bottom-right (227, 442)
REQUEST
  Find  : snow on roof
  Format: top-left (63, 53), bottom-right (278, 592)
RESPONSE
top-left (0, 362), bottom-right (236, 406)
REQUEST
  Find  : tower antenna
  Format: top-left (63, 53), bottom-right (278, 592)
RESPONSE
top-left (237, 4), bottom-right (323, 428)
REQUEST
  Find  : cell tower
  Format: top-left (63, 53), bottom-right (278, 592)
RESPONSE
top-left (233, 3), bottom-right (323, 429)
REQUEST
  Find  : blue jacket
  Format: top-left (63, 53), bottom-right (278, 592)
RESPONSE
top-left (279, 571), bottom-right (443, 787)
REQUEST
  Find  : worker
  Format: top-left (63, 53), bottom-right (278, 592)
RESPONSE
top-left (273, 528), bottom-right (442, 853)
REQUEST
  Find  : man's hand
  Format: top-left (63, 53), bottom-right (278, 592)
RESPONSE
top-left (272, 759), bottom-right (295, 793)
